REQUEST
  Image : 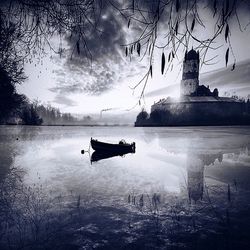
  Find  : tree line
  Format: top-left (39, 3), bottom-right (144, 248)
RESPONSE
top-left (0, 94), bottom-right (77, 126)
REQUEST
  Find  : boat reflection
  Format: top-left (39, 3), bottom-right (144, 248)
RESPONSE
top-left (90, 150), bottom-right (134, 163)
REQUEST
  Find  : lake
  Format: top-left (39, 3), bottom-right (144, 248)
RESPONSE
top-left (0, 125), bottom-right (250, 250)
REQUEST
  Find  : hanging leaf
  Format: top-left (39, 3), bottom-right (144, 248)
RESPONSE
top-left (148, 44), bottom-right (152, 55)
top-left (130, 45), bottom-right (133, 54)
top-left (172, 51), bottom-right (175, 58)
top-left (156, 3), bottom-right (160, 20)
top-left (225, 0), bottom-right (229, 16)
top-left (139, 100), bottom-right (141, 105)
top-left (161, 52), bottom-right (165, 75)
top-left (225, 24), bottom-right (229, 43)
top-left (128, 19), bottom-right (131, 28)
top-left (231, 62), bottom-right (235, 71)
top-left (149, 65), bottom-right (152, 78)
top-left (176, 0), bottom-right (180, 13)
top-left (168, 52), bottom-right (171, 62)
top-left (225, 48), bottom-right (229, 67)
top-left (191, 18), bottom-right (195, 32)
top-left (175, 21), bottom-right (178, 35)
top-left (137, 42), bottom-right (141, 56)
top-left (76, 41), bottom-right (80, 55)
top-left (213, 0), bottom-right (217, 17)
top-left (125, 47), bottom-right (128, 57)
top-left (222, 8), bottom-right (225, 23)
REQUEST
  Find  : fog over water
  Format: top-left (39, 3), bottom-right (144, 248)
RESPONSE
top-left (1, 126), bottom-right (250, 249)
top-left (1, 126), bottom-right (249, 195)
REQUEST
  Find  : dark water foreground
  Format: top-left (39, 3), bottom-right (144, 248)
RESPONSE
top-left (0, 126), bottom-right (250, 250)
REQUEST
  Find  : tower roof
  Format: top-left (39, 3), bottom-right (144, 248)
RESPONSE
top-left (185, 49), bottom-right (199, 61)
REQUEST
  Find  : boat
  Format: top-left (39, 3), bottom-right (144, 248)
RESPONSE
top-left (90, 150), bottom-right (130, 163)
top-left (90, 138), bottom-right (136, 153)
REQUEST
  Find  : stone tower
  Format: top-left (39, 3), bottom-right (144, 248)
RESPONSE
top-left (180, 49), bottom-right (200, 96)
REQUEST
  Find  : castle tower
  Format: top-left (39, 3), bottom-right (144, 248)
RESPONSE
top-left (181, 49), bottom-right (200, 96)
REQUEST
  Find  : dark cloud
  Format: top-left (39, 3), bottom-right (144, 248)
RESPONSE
top-left (51, 59), bottom-right (120, 95)
top-left (53, 95), bottom-right (77, 106)
top-left (50, 82), bottom-right (84, 94)
top-left (65, 1), bottom-right (126, 62)
top-left (50, 2), bottom-right (130, 96)
top-left (50, 1), bottom-right (156, 97)
top-left (51, 1), bottom-right (183, 97)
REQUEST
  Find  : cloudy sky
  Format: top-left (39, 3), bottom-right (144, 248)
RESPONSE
top-left (16, 0), bottom-right (250, 117)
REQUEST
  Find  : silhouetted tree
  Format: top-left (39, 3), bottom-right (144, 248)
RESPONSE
top-left (28, 102), bottom-right (76, 125)
top-left (213, 88), bottom-right (219, 97)
top-left (0, 7), bottom-right (26, 123)
top-left (136, 109), bottom-right (149, 122)
top-left (20, 104), bottom-right (43, 125)
top-left (0, 67), bottom-right (26, 123)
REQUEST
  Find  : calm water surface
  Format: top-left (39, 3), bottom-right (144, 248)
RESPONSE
top-left (0, 125), bottom-right (250, 249)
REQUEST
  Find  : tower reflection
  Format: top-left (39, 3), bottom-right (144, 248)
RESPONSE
top-left (187, 153), bottom-right (223, 203)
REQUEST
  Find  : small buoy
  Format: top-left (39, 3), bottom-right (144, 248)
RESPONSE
top-left (81, 150), bottom-right (85, 154)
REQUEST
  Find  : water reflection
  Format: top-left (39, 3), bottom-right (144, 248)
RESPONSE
top-left (187, 154), bottom-right (205, 202)
top-left (0, 126), bottom-right (40, 182)
top-left (90, 150), bottom-right (134, 163)
top-left (0, 126), bottom-right (250, 249)
top-left (187, 153), bottom-right (223, 203)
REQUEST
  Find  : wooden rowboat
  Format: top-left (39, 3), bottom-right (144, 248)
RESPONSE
top-left (90, 138), bottom-right (136, 153)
